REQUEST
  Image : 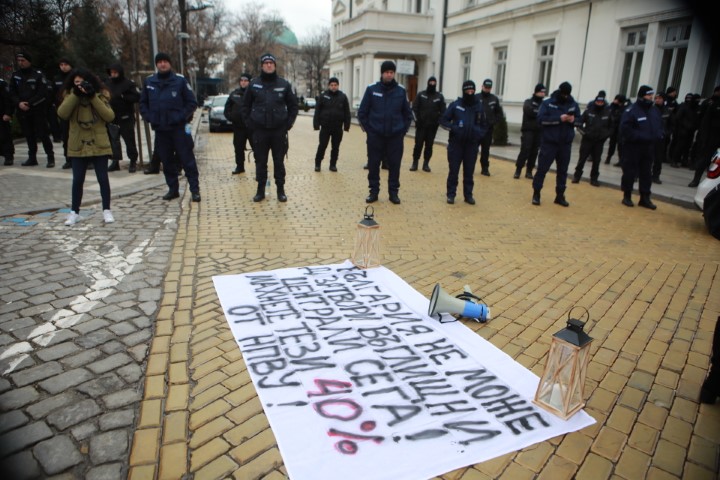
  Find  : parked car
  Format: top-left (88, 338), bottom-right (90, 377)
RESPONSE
top-left (208, 95), bottom-right (231, 132)
top-left (202, 96), bottom-right (214, 111)
top-left (693, 148), bottom-right (720, 210)
top-left (305, 98), bottom-right (316, 109)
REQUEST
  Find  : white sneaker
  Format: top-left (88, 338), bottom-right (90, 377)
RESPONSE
top-left (103, 210), bottom-right (115, 223)
top-left (64, 211), bottom-right (80, 226)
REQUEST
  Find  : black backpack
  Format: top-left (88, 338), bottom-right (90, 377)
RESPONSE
top-left (703, 184), bottom-right (720, 240)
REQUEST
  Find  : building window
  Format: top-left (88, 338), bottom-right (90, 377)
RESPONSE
top-left (461, 52), bottom-right (472, 82)
top-left (537, 40), bottom-right (554, 88)
top-left (494, 47), bottom-right (507, 97)
top-left (657, 22), bottom-right (691, 93)
top-left (619, 27), bottom-right (647, 99)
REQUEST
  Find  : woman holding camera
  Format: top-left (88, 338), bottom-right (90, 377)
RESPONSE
top-left (57, 68), bottom-right (115, 225)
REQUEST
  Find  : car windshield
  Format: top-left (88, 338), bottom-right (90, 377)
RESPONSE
top-left (212, 95), bottom-right (228, 107)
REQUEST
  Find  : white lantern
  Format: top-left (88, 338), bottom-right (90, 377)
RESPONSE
top-left (351, 206), bottom-right (380, 269)
top-left (534, 318), bottom-right (593, 420)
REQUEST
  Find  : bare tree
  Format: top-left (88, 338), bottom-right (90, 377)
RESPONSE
top-left (228, 1), bottom-right (286, 80)
top-left (48, 0), bottom-right (81, 38)
top-left (299, 26), bottom-right (330, 97)
top-left (185, 3), bottom-right (231, 78)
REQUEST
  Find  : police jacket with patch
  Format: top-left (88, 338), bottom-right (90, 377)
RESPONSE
top-left (107, 65), bottom-right (140, 121)
top-left (241, 73), bottom-right (298, 131)
top-left (412, 89), bottom-right (445, 127)
top-left (9, 67), bottom-right (49, 114)
top-left (357, 80), bottom-right (412, 137)
top-left (478, 91), bottom-right (504, 126)
top-left (139, 71), bottom-right (197, 131)
top-left (440, 96), bottom-right (488, 144)
top-left (578, 103), bottom-right (613, 142)
top-left (224, 87), bottom-right (248, 127)
top-left (537, 91), bottom-right (581, 144)
top-left (673, 101), bottom-right (701, 136)
top-left (520, 95), bottom-right (544, 132)
top-left (313, 89), bottom-right (351, 130)
top-left (620, 100), bottom-right (663, 145)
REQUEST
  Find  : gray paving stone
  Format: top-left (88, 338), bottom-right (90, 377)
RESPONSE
top-left (57, 284), bottom-right (92, 298)
top-left (0, 300), bottom-right (30, 315)
top-left (19, 302), bottom-right (55, 316)
top-left (0, 352), bottom-right (35, 374)
top-left (99, 409), bottom-right (134, 431)
top-left (0, 421), bottom-right (53, 456)
top-left (38, 368), bottom-right (93, 395)
top-left (0, 385), bottom-right (39, 410)
top-left (31, 328), bottom-right (78, 347)
top-left (61, 348), bottom-right (103, 368)
top-left (121, 329), bottom-right (151, 347)
top-left (33, 435), bottom-right (83, 475)
top-left (47, 398), bottom-right (101, 430)
top-left (75, 328), bottom-right (114, 348)
top-left (0, 450), bottom-right (42, 480)
top-left (1, 290), bottom-right (28, 302)
top-left (76, 373), bottom-right (125, 397)
top-left (99, 340), bottom-right (126, 355)
top-left (105, 308), bottom-right (140, 322)
top-left (104, 292), bottom-right (136, 304)
top-left (0, 316), bottom-right (35, 332)
top-left (117, 363), bottom-right (143, 383)
top-left (26, 282), bottom-right (63, 296)
top-left (107, 321), bottom-right (137, 336)
top-left (71, 318), bottom-right (110, 335)
top-left (132, 316), bottom-right (152, 329)
top-left (26, 392), bottom-right (78, 420)
top-left (85, 289), bottom-right (115, 301)
top-left (86, 463), bottom-right (124, 480)
top-left (0, 333), bottom-right (13, 346)
top-left (102, 388), bottom-right (141, 409)
top-left (89, 430), bottom-right (128, 464)
top-left (25, 292), bottom-right (57, 306)
top-left (36, 341), bottom-right (81, 361)
top-left (138, 301), bottom-right (157, 315)
top-left (10, 361), bottom-right (63, 387)
top-left (0, 410), bottom-right (29, 434)
top-left (12, 321), bottom-right (56, 341)
top-left (87, 352), bottom-right (133, 375)
top-left (54, 312), bottom-right (91, 329)
top-left (70, 420), bottom-right (98, 441)
top-left (138, 287), bottom-right (162, 302)
top-left (0, 377), bottom-right (10, 393)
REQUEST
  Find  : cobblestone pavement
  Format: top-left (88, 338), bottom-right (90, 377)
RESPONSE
top-left (122, 115), bottom-right (716, 479)
top-left (0, 187), bottom-right (181, 478)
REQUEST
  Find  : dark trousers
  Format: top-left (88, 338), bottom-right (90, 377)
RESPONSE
top-left (533, 141), bottom-right (572, 193)
top-left (253, 128), bottom-right (287, 188)
top-left (48, 104), bottom-right (61, 141)
top-left (232, 125), bottom-right (252, 168)
top-left (19, 111), bottom-right (54, 161)
top-left (621, 143), bottom-right (653, 194)
top-left (574, 137), bottom-right (605, 180)
top-left (515, 129), bottom-right (540, 172)
top-left (479, 126), bottom-right (494, 171)
top-left (412, 123), bottom-right (439, 162)
top-left (0, 119), bottom-right (14, 160)
top-left (156, 128), bottom-right (200, 194)
top-left (652, 138), bottom-right (667, 178)
top-left (118, 118), bottom-right (138, 162)
top-left (447, 140), bottom-right (479, 199)
top-left (315, 126), bottom-right (343, 165)
top-left (60, 119), bottom-right (69, 160)
top-left (671, 130), bottom-right (695, 166)
top-left (70, 156), bottom-right (111, 212)
top-left (367, 133), bottom-right (403, 195)
top-left (607, 131), bottom-right (619, 160)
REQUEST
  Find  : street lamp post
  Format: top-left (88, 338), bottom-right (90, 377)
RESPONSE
top-left (177, 32), bottom-right (190, 76)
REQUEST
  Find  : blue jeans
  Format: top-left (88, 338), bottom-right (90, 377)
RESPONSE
top-left (71, 156), bottom-right (111, 212)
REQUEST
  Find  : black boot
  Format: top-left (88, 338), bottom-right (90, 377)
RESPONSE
top-left (622, 191), bottom-right (634, 207)
top-left (253, 184), bottom-right (265, 202)
top-left (314, 160), bottom-right (321, 172)
top-left (700, 316), bottom-right (720, 404)
top-left (688, 171), bottom-right (702, 188)
top-left (638, 193), bottom-right (657, 210)
top-left (525, 168), bottom-right (534, 179)
top-left (554, 188), bottom-right (569, 207)
top-left (329, 162), bottom-right (337, 172)
top-left (422, 161), bottom-right (431, 172)
top-left (129, 160), bottom-right (137, 173)
top-left (108, 159), bottom-right (120, 171)
top-left (532, 189), bottom-right (541, 206)
top-left (513, 167), bottom-right (522, 179)
top-left (277, 187), bottom-right (287, 202)
top-left (144, 152), bottom-right (161, 174)
top-left (410, 159), bottom-right (418, 171)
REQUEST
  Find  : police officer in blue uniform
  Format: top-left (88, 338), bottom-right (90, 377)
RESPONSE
top-left (357, 60), bottom-right (413, 204)
top-left (139, 52), bottom-right (201, 202)
top-left (619, 85), bottom-right (663, 209)
top-left (241, 53), bottom-right (298, 202)
top-left (532, 81), bottom-right (581, 207)
top-left (440, 80), bottom-right (487, 205)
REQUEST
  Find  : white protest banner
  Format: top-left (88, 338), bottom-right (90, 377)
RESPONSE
top-left (213, 261), bottom-right (594, 480)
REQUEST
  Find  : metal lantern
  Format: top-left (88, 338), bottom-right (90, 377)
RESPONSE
top-left (351, 206), bottom-right (380, 269)
top-left (534, 317), bottom-right (593, 420)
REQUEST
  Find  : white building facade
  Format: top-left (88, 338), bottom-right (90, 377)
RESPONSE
top-left (329, 0), bottom-right (718, 124)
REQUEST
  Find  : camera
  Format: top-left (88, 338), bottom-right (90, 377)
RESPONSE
top-left (80, 81), bottom-right (92, 92)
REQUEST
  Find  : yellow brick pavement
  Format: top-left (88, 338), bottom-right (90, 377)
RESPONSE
top-left (129, 114), bottom-right (720, 479)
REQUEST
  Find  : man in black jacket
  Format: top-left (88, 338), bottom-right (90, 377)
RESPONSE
top-left (241, 53), bottom-right (298, 202)
top-left (411, 76), bottom-right (445, 172)
top-left (689, 86), bottom-right (720, 187)
top-left (225, 73), bottom-right (253, 174)
top-left (107, 63), bottom-right (140, 172)
top-left (477, 79), bottom-right (504, 176)
top-left (514, 83), bottom-right (545, 179)
top-left (572, 93), bottom-right (613, 186)
top-left (9, 52), bottom-right (55, 167)
top-left (313, 77), bottom-right (350, 172)
top-left (604, 94), bottom-right (628, 166)
top-left (0, 78), bottom-right (14, 165)
top-left (670, 93), bottom-right (700, 168)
